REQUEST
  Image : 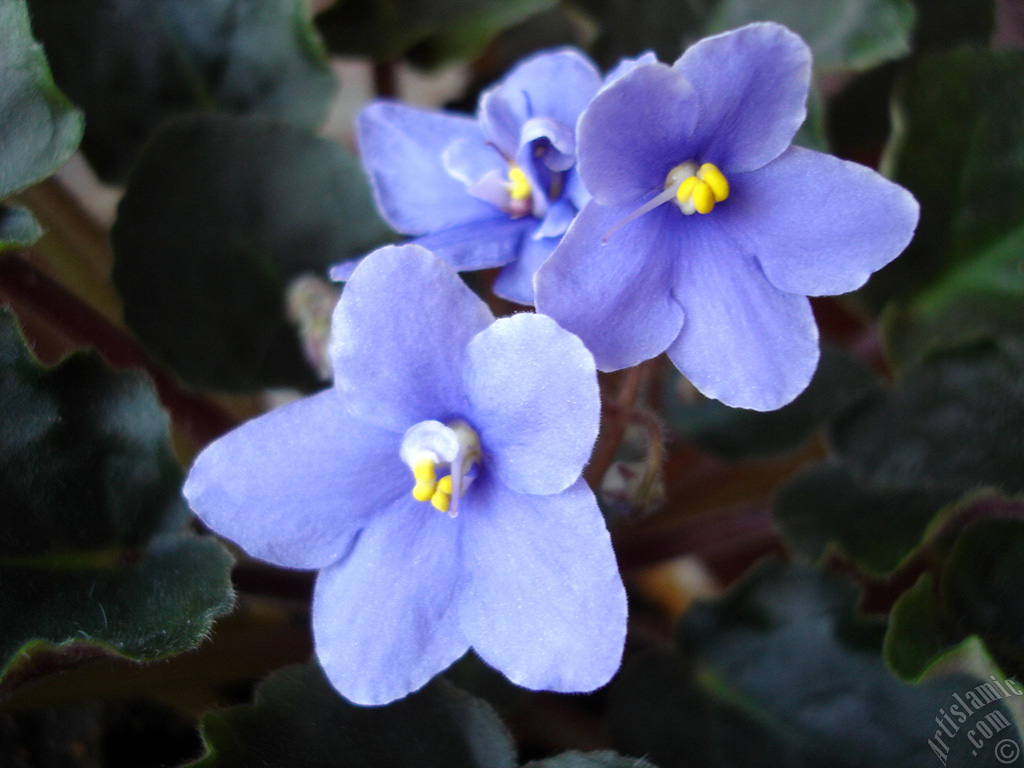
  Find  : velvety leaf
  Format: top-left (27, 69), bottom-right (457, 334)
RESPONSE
top-left (186, 663), bottom-right (517, 768)
top-left (773, 462), bottom-right (957, 575)
top-left (111, 114), bottom-right (395, 392)
top-left (863, 48), bottom-right (1024, 321)
top-left (0, 309), bottom-right (234, 675)
top-left (0, 204), bottom-right (44, 251)
top-left (665, 346), bottom-right (879, 460)
top-left (831, 340), bottom-right (1024, 495)
top-left (882, 214), bottom-right (1024, 367)
top-left (523, 752), bottom-right (656, 768)
top-left (911, 0), bottom-right (995, 48)
top-left (885, 573), bottom-right (963, 680)
top-left (886, 511), bottom-right (1024, 681)
top-left (612, 561), bottom-right (1021, 767)
top-left (316, 0), bottom-right (555, 67)
top-left (0, 0), bottom-right (82, 197)
top-left (573, 0), bottom-right (715, 70)
top-left (706, 0), bottom-right (915, 72)
top-left (26, 0), bottom-right (335, 181)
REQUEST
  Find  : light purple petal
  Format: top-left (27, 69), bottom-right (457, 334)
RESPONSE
top-left (413, 217), bottom-right (534, 271)
top-left (313, 502), bottom-right (469, 705)
top-left (603, 51), bottom-right (658, 87)
top-left (329, 245), bottom-right (493, 432)
top-left (460, 476), bottom-right (626, 694)
top-left (492, 233), bottom-right (558, 306)
top-left (535, 201), bottom-right (685, 371)
top-left (576, 62), bottom-right (698, 206)
top-left (519, 117), bottom-right (576, 171)
top-left (674, 22), bottom-right (810, 173)
top-left (533, 196), bottom-right (576, 239)
top-left (464, 314), bottom-right (599, 495)
top-left (668, 220), bottom-right (820, 410)
top-left (721, 147), bottom-right (920, 296)
top-left (443, 136), bottom-right (506, 187)
top-left (358, 101), bottom-right (498, 234)
top-left (183, 390), bottom-right (404, 570)
top-left (478, 49), bottom-right (601, 155)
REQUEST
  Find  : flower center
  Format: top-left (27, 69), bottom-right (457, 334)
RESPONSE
top-left (506, 165), bottom-right (533, 218)
top-left (665, 162), bottom-right (729, 215)
top-left (600, 161), bottom-right (730, 243)
top-left (400, 419), bottom-right (481, 517)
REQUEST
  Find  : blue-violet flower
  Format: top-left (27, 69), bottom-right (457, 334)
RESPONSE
top-left (534, 23), bottom-right (920, 411)
top-left (184, 244), bottom-right (627, 706)
top-left (332, 49), bottom-right (602, 306)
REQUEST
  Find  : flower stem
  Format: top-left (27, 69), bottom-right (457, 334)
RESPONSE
top-left (584, 363), bottom-right (646, 489)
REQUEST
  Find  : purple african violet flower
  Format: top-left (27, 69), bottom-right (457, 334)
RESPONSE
top-left (331, 49), bottom-right (602, 306)
top-left (184, 244), bottom-right (626, 706)
top-left (534, 23), bottom-right (920, 411)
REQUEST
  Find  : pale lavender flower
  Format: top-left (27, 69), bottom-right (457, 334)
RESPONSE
top-left (535, 23), bottom-right (919, 411)
top-left (331, 49), bottom-right (602, 305)
top-left (184, 244), bottom-right (626, 706)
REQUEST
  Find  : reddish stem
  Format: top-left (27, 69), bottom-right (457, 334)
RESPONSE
top-left (0, 254), bottom-right (237, 447)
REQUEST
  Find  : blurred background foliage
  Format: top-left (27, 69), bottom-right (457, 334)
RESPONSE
top-left (1, 0), bottom-right (1023, 764)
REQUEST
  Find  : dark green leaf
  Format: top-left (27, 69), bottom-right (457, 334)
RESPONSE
top-left (706, 0), bottom-right (914, 72)
top-left (911, 0), bottom-right (995, 49)
top-left (186, 663), bottom-right (516, 768)
top-left (773, 462), bottom-right (956, 575)
top-left (831, 340), bottom-right (1024, 495)
top-left (886, 511), bottom-right (1024, 681)
top-left (111, 114), bottom-right (395, 392)
top-left (572, 0), bottom-right (716, 70)
top-left (27, 0), bottom-right (335, 181)
top-left (316, 0), bottom-right (555, 67)
top-left (0, 204), bottom-right (44, 251)
top-left (0, 0), bottom-right (82, 197)
top-left (664, 346), bottom-right (879, 460)
top-left (885, 573), bottom-right (964, 680)
top-left (862, 48), bottom-right (1024, 324)
top-left (524, 752), bottom-right (656, 768)
top-left (612, 561), bottom-right (1022, 767)
top-left (0, 309), bottom-right (234, 675)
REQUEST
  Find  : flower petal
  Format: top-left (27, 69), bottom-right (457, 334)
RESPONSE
top-left (722, 146), bottom-right (920, 296)
top-left (464, 314), bottom-right (599, 495)
top-left (459, 476), bottom-right (626, 694)
top-left (491, 233), bottom-right (558, 306)
top-left (674, 22), bottom-right (810, 173)
top-left (413, 216), bottom-right (534, 271)
top-left (357, 101), bottom-right (499, 234)
top-left (535, 201), bottom-right (685, 371)
top-left (478, 49), bottom-right (601, 156)
top-left (183, 390), bottom-right (404, 570)
top-left (313, 501), bottom-right (469, 705)
top-left (668, 220), bottom-right (820, 410)
top-left (329, 245), bottom-right (493, 432)
top-left (576, 62), bottom-right (698, 206)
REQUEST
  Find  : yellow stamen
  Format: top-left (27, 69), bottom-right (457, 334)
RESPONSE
top-left (430, 488), bottom-right (451, 513)
top-left (675, 176), bottom-right (699, 206)
top-left (671, 162), bottom-right (729, 215)
top-left (411, 456), bottom-right (437, 502)
top-left (691, 180), bottom-right (715, 214)
top-left (699, 163), bottom-right (729, 202)
top-left (436, 475), bottom-right (453, 495)
top-left (508, 166), bottom-right (532, 201)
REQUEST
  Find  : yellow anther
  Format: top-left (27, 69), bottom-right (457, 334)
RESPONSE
top-left (698, 163), bottom-right (729, 202)
top-left (436, 475), bottom-right (453, 495)
top-left (691, 180), bottom-right (715, 214)
top-left (508, 166), bottom-right (532, 201)
top-left (411, 456), bottom-right (437, 501)
top-left (676, 175), bottom-right (699, 205)
top-left (430, 489), bottom-right (451, 513)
